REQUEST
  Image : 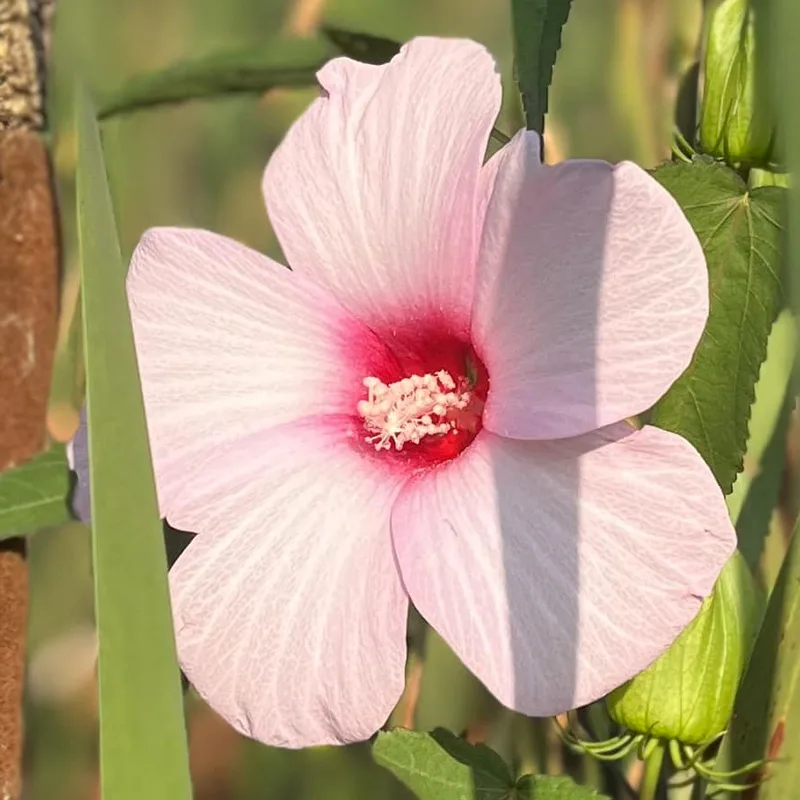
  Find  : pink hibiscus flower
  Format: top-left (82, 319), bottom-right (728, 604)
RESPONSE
top-left (70, 37), bottom-right (735, 748)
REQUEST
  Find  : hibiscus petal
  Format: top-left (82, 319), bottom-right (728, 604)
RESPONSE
top-left (263, 38), bottom-right (502, 342)
top-left (392, 425), bottom-right (735, 716)
top-left (473, 131), bottom-right (708, 439)
top-left (168, 418), bottom-right (409, 747)
top-left (127, 227), bottom-right (393, 516)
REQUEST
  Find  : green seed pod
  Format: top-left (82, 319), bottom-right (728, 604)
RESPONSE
top-left (699, 0), bottom-right (776, 166)
top-left (606, 550), bottom-right (764, 746)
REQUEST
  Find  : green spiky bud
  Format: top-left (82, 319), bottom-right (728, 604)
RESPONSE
top-left (606, 550), bottom-right (764, 746)
top-left (699, 0), bottom-right (776, 167)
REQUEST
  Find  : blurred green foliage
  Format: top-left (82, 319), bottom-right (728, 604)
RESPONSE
top-left (49, 0), bottom-right (662, 269)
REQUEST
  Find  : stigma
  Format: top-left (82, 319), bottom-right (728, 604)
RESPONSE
top-left (357, 371), bottom-right (474, 452)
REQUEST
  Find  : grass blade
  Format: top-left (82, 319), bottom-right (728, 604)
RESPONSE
top-left (715, 516), bottom-right (800, 796)
top-left (75, 84), bottom-right (192, 799)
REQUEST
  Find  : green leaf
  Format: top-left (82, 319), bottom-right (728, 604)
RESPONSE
top-left (373, 728), bottom-right (513, 800)
top-left (510, 0), bottom-right (573, 133)
top-left (98, 37), bottom-right (333, 118)
top-left (515, 775), bottom-right (608, 799)
top-left (372, 729), bottom-right (604, 800)
top-left (75, 85), bottom-right (191, 799)
top-left (649, 158), bottom-right (784, 494)
top-left (0, 446), bottom-right (71, 539)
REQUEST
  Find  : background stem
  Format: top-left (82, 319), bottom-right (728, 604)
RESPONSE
top-left (640, 740), bottom-right (666, 800)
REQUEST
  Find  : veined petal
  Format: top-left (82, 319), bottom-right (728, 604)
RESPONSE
top-left (169, 418), bottom-right (409, 747)
top-left (392, 425), bottom-right (735, 715)
top-left (127, 227), bottom-right (393, 517)
top-left (263, 37), bottom-right (502, 343)
top-left (473, 131), bottom-right (708, 439)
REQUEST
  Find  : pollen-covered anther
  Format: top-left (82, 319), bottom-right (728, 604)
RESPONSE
top-left (357, 370), bottom-right (472, 452)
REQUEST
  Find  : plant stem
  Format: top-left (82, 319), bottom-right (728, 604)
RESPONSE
top-left (640, 739), bottom-right (666, 800)
top-left (612, 0), bottom-right (661, 167)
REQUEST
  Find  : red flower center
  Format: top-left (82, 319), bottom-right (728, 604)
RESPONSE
top-left (354, 331), bottom-right (489, 469)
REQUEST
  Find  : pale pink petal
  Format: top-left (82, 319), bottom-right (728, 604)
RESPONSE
top-left (263, 38), bottom-right (502, 342)
top-left (127, 227), bottom-right (394, 516)
top-left (473, 131), bottom-right (708, 439)
top-left (168, 418), bottom-right (409, 747)
top-left (392, 425), bottom-right (735, 715)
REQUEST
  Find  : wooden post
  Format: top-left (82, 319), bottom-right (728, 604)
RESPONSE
top-left (0, 1), bottom-right (59, 796)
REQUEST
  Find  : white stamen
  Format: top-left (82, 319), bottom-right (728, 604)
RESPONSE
top-left (357, 370), bottom-right (471, 452)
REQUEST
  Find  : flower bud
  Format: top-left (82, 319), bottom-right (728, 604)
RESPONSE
top-left (606, 550), bottom-right (764, 745)
top-left (699, 0), bottom-right (776, 166)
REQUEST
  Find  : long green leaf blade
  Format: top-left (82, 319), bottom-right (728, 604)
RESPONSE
top-left (0, 446), bottom-right (70, 539)
top-left (716, 517), bottom-right (800, 795)
top-left (76, 85), bottom-right (192, 799)
top-left (98, 37), bottom-right (333, 119)
top-left (650, 158), bottom-right (785, 494)
top-left (510, 0), bottom-right (573, 133)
